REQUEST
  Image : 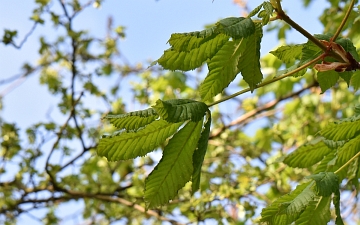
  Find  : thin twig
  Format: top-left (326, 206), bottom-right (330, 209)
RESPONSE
top-left (210, 82), bottom-right (317, 138)
top-left (332, 0), bottom-right (356, 41)
top-left (334, 150), bottom-right (360, 174)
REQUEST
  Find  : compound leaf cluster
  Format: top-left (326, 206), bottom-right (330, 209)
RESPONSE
top-left (262, 105), bottom-right (360, 224)
top-left (97, 99), bottom-right (211, 208)
top-left (154, 15), bottom-right (264, 101)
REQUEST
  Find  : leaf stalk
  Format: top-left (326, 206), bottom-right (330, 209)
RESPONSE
top-left (207, 54), bottom-right (323, 107)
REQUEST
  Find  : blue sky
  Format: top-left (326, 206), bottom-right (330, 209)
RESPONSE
top-left (0, 0), bottom-right (327, 224)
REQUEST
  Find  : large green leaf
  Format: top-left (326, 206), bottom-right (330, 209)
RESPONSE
top-left (157, 33), bottom-right (229, 71)
top-left (144, 120), bottom-right (203, 209)
top-left (320, 115), bottom-right (360, 141)
top-left (104, 108), bottom-right (158, 131)
top-left (152, 99), bottom-right (208, 123)
top-left (283, 138), bottom-right (332, 168)
top-left (336, 135), bottom-right (360, 174)
top-left (317, 71), bottom-right (339, 93)
top-left (295, 196), bottom-right (331, 225)
top-left (200, 38), bottom-right (248, 101)
top-left (237, 24), bottom-right (263, 91)
top-left (215, 17), bottom-right (255, 39)
top-left (270, 44), bottom-right (303, 63)
top-left (97, 120), bottom-right (183, 161)
top-left (307, 172), bottom-right (339, 197)
top-left (260, 182), bottom-right (316, 225)
top-left (192, 111), bottom-right (211, 192)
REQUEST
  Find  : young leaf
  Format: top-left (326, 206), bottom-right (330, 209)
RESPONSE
top-left (283, 138), bottom-right (332, 168)
top-left (260, 182), bottom-right (316, 225)
top-left (152, 99), bottom-right (208, 123)
top-left (215, 17), bottom-right (255, 39)
top-left (156, 33), bottom-right (229, 71)
top-left (105, 108), bottom-right (158, 131)
top-left (144, 120), bottom-right (203, 209)
top-left (270, 44), bottom-right (303, 64)
top-left (200, 38), bottom-right (248, 101)
top-left (192, 111), bottom-right (211, 192)
top-left (97, 120), bottom-right (183, 161)
top-left (248, 2), bottom-right (264, 17)
top-left (295, 196), bottom-right (331, 225)
top-left (237, 24), bottom-right (263, 91)
top-left (320, 115), bottom-right (360, 141)
top-left (317, 71), bottom-right (339, 93)
top-left (258, 2), bottom-right (274, 25)
top-left (306, 172), bottom-right (339, 197)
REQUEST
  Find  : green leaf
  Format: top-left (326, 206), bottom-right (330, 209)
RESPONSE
top-left (320, 115), bottom-right (360, 141)
top-left (200, 38), bottom-right (248, 101)
top-left (192, 111), bottom-right (211, 192)
top-left (306, 172), bottom-right (339, 197)
top-left (238, 24), bottom-right (263, 91)
top-left (215, 17), bottom-right (255, 39)
top-left (270, 44), bottom-right (303, 63)
top-left (144, 120), bottom-right (203, 209)
top-left (156, 33), bottom-right (229, 71)
top-left (152, 99), bottom-right (208, 123)
top-left (97, 120), bottom-right (183, 161)
top-left (295, 196), bottom-right (331, 225)
top-left (275, 60), bottom-right (308, 78)
top-left (314, 151), bottom-right (337, 174)
top-left (335, 37), bottom-right (360, 61)
top-left (333, 189), bottom-right (344, 225)
top-left (336, 135), bottom-right (360, 173)
top-left (248, 2), bottom-right (264, 17)
top-left (105, 108), bottom-right (158, 130)
top-left (322, 139), bottom-right (346, 149)
top-left (317, 71), bottom-right (339, 93)
top-left (260, 182), bottom-right (316, 225)
top-left (350, 70), bottom-right (360, 90)
top-left (258, 2), bottom-right (274, 25)
top-left (283, 138), bottom-right (332, 168)
top-left (338, 71), bottom-right (353, 86)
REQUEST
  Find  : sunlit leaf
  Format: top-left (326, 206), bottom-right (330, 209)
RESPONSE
top-left (200, 38), bottom-right (248, 101)
top-left (215, 17), bottom-right (255, 39)
top-left (260, 182), bottom-right (315, 225)
top-left (144, 120), bottom-right (203, 209)
top-left (238, 24), bottom-right (263, 91)
top-left (320, 115), bottom-right (360, 141)
top-left (156, 33), bottom-right (229, 71)
top-left (152, 99), bottom-right (208, 122)
top-left (283, 138), bottom-right (332, 168)
top-left (97, 120), bottom-right (183, 161)
top-left (105, 108), bottom-right (158, 131)
top-left (295, 196), bottom-right (331, 225)
top-left (270, 44), bottom-right (303, 63)
top-left (192, 111), bottom-right (211, 192)
top-left (317, 71), bottom-right (339, 93)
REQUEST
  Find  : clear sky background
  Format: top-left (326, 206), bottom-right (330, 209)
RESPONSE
top-left (0, 0), bottom-right (327, 224)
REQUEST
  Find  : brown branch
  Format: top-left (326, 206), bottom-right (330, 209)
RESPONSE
top-left (210, 82), bottom-right (318, 139)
